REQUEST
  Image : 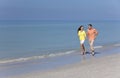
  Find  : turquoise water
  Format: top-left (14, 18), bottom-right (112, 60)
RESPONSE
top-left (0, 20), bottom-right (120, 62)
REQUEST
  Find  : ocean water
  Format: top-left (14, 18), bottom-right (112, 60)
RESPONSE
top-left (0, 20), bottom-right (120, 63)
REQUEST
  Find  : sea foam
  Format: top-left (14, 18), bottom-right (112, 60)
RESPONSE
top-left (0, 50), bottom-right (76, 64)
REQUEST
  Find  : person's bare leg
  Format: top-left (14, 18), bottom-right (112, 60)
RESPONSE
top-left (91, 40), bottom-right (94, 51)
top-left (80, 44), bottom-right (85, 55)
top-left (89, 40), bottom-right (95, 55)
top-left (82, 44), bottom-right (86, 54)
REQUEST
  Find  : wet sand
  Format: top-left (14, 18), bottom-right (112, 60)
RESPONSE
top-left (1, 46), bottom-right (120, 78)
top-left (11, 53), bottom-right (120, 78)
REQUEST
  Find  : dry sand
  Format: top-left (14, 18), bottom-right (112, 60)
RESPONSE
top-left (11, 53), bottom-right (120, 78)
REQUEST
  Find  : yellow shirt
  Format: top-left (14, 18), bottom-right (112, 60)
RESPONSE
top-left (78, 30), bottom-right (86, 40)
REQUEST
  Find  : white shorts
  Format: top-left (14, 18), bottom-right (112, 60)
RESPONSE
top-left (80, 40), bottom-right (85, 44)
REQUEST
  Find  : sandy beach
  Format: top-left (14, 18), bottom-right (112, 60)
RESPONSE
top-left (0, 1), bottom-right (120, 78)
top-left (10, 52), bottom-right (120, 78)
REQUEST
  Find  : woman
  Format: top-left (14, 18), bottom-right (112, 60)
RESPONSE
top-left (77, 25), bottom-right (86, 55)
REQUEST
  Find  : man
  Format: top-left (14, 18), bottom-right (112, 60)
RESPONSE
top-left (87, 24), bottom-right (98, 56)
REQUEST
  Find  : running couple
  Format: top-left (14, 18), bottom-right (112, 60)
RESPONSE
top-left (77, 24), bottom-right (98, 56)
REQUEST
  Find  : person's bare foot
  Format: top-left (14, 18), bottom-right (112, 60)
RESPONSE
top-left (91, 50), bottom-right (95, 56)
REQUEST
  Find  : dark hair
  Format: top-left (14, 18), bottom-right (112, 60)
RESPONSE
top-left (88, 24), bottom-right (92, 27)
top-left (77, 25), bottom-right (83, 33)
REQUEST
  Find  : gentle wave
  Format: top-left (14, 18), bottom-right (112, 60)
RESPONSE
top-left (0, 50), bottom-right (76, 64)
top-left (94, 46), bottom-right (103, 49)
top-left (0, 45), bottom-right (105, 64)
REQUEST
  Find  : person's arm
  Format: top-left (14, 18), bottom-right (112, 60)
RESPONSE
top-left (94, 29), bottom-right (98, 36)
top-left (94, 29), bottom-right (98, 39)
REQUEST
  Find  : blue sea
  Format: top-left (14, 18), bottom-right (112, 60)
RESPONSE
top-left (0, 20), bottom-right (120, 63)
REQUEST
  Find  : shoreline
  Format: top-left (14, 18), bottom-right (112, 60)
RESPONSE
top-left (0, 42), bottom-right (120, 64)
top-left (11, 52), bottom-right (120, 78)
top-left (1, 46), bottom-right (120, 78)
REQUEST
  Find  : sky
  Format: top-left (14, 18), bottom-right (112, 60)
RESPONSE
top-left (0, 0), bottom-right (120, 20)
